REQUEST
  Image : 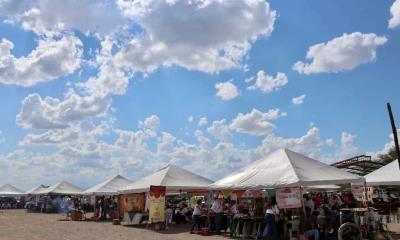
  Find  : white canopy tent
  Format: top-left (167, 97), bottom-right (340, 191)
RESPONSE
top-left (305, 185), bottom-right (341, 191)
top-left (210, 148), bottom-right (364, 190)
top-left (365, 159), bottom-right (400, 186)
top-left (120, 164), bottom-right (213, 194)
top-left (26, 184), bottom-right (49, 195)
top-left (36, 181), bottom-right (83, 195)
top-left (0, 184), bottom-right (24, 197)
top-left (85, 175), bottom-right (132, 195)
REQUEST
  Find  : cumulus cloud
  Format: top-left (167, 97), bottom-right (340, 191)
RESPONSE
top-left (4, 111), bottom-right (356, 188)
top-left (247, 71), bottom-right (288, 93)
top-left (0, 0), bottom-right (125, 37)
top-left (198, 117), bottom-right (208, 127)
top-left (389, 0), bottom-right (400, 29)
top-left (258, 126), bottom-right (323, 158)
top-left (367, 129), bottom-right (400, 159)
top-left (16, 92), bottom-right (112, 129)
top-left (321, 132), bottom-right (359, 163)
top-left (114, 0), bottom-right (276, 73)
top-left (0, 35), bottom-right (82, 87)
top-left (215, 81), bottom-right (240, 100)
top-left (19, 121), bottom-right (110, 146)
top-left (293, 32), bottom-right (387, 74)
top-left (139, 115), bottom-right (160, 137)
top-left (340, 132), bottom-right (358, 156)
top-left (292, 94), bottom-right (306, 105)
top-left (207, 119), bottom-right (232, 142)
top-left (230, 108), bottom-right (287, 136)
top-left (325, 138), bottom-right (334, 146)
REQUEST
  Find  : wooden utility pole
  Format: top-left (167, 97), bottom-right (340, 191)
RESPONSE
top-left (387, 103), bottom-right (400, 169)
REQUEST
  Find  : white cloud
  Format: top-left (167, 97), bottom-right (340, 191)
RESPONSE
top-left (340, 132), bottom-right (358, 155)
top-left (2, 111), bottom-right (358, 189)
top-left (16, 91), bottom-right (112, 129)
top-left (0, 131), bottom-right (4, 144)
top-left (215, 81), bottom-right (240, 100)
top-left (389, 0), bottom-right (400, 29)
top-left (230, 108), bottom-right (286, 136)
top-left (114, 0), bottom-right (276, 73)
top-left (81, 62), bottom-right (130, 96)
top-left (198, 117), bottom-right (208, 127)
top-left (0, 0), bottom-right (125, 37)
top-left (367, 130), bottom-right (400, 160)
top-left (207, 119), bottom-right (231, 142)
top-left (187, 115), bottom-right (194, 123)
top-left (257, 126), bottom-right (324, 159)
top-left (244, 76), bottom-right (255, 83)
top-left (325, 138), bottom-right (334, 146)
top-left (293, 32), bottom-right (387, 74)
top-left (320, 132), bottom-right (359, 163)
top-left (0, 35), bottom-right (82, 87)
top-left (139, 115), bottom-right (160, 137)
top-left (292, 94), bottom-right (306, 105)
top-left (19, 121), bottom-right (109, 146)
top-left (247, 71), bottom-right (288, 93)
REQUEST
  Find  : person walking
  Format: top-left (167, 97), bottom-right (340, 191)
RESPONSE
top-left (211, 195), bottom-right (224, 234)
top-left (190, 199), bottom-right (203, 234)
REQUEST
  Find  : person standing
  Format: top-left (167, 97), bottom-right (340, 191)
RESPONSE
top-left (263, 201), bottom-right (279, 239)
top-left (211, 195), bottom-right (224, 234)
top-left (190, 199), bottom-right (203, 233)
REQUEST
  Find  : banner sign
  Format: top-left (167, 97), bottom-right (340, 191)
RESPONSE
top-left (149, 185), bottom-right (166, 223)
top-left (276, 187), bottom-right (302, 209)
top-left (351, 184), bottom-right (373, 202)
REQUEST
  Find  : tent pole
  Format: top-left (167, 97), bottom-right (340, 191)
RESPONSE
top-left (387, 103), bottom-right (400, 169)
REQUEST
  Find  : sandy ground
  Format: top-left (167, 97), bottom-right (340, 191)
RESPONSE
top-left (0, 209), bottom-right (225, 240)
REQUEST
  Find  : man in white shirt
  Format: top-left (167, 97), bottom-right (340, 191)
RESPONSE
top-left (305, 195), bottom-right (315, 211)
top-left (211, 195), bottom-right (224, 234)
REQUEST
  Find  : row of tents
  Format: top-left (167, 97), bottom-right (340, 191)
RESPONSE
top-left (0, 148), bottom-right (399, 197)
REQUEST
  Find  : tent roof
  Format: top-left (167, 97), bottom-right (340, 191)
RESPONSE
top-left (210, 148), bottom-right (364, 189)
top-left (120, 164), bottom-right (213, 193)
top-left (0, 183), bottom-right (24, 196)
top-left (36, 181), bottom-right (83, 195)
top-left (365, 159), bottom-right (400, 185)
top-left (26, 184), bottom-right (49, 195)
top-left (84, 175), bottom-right (132, 195)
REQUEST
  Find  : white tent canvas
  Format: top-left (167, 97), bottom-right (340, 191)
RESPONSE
top-left (36, 181), bottom-right (83, 195)
top-left (210, 148), bottom-right (364, 189)
top-left (0, 184), bottom-right (24, 196)
top-left (85, 175), bottom-right (132, 195)
top-left (120, 164), bottom-right (213, 193)
top-left (365, 159), bottom-right (400, 185)
top-left (26, 184), bottom-right (49, 195)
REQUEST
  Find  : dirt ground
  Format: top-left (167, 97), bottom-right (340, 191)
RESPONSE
top-left (0, 209), bottom-right (225, 240)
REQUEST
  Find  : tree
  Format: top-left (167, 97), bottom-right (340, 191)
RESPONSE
top-left (376, 146), bottom-right (398, 165)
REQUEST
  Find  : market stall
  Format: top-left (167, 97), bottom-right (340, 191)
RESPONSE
top-left (0, 183), bottom-right (25, 209)
top-left (365, 159), bottom-right (400, 223)
top-left (84, 174), bottom-right (132, 220)
top-left (119, 164), bottom-right (213, 228)
top-left (365, 159), bottom-right (400, 186)
top-left (209, 148), bottom-right (365, 239)
top-left (25, 184), bottom-right (49, 212)
top-left (35, 181), bottom-right (83, 216)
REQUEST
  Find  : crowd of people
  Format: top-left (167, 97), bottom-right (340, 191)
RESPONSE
top-left (183, 191), bottom-right (361, 239)
top-left (96, 196), bottom-right (119, 220)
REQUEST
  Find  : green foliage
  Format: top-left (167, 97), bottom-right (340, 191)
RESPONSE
top-left (377, 146), bottom-right (398, 165)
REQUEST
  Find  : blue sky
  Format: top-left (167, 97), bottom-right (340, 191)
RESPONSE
top-left (0, 0), bottom-right (399, 189)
